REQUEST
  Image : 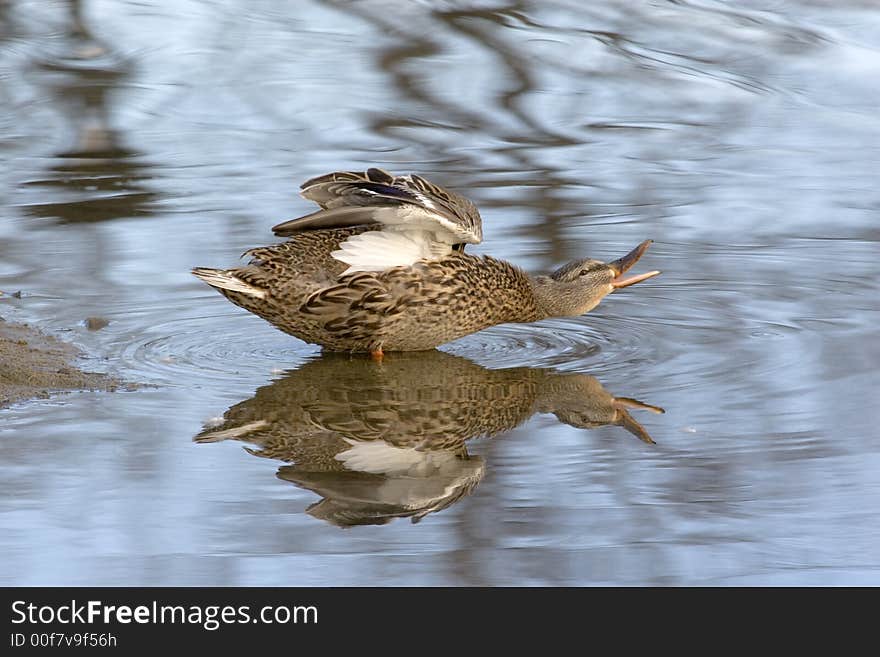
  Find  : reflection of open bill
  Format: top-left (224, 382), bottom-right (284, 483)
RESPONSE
top-left (193, 168), bottom-right (659, 356)
top-left (195, 351), bottom-right (664, 527)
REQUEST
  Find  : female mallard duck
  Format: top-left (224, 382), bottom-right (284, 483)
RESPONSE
top-left (192, 168), bottom-right (660, 356)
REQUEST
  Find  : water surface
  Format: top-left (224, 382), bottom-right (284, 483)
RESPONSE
top-left (1, 0), bottom-right (879, 585)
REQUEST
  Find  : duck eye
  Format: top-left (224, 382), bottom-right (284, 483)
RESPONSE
top-left (578, 269), bottom-right (589, 276)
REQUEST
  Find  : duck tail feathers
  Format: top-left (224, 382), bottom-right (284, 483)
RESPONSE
top-left (191, 267), bottom-right (267, 299)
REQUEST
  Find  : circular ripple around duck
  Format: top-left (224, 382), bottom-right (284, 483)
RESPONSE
top-left (114, 310), bottom-right (319, 387)
top-left (443, 312), bottom-right (668, 376)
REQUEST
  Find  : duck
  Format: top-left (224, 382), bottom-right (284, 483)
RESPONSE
top-left (192, 168), bottom-right (660, 356)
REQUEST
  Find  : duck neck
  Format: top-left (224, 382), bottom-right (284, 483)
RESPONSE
top-left (529, 275), bottom-right (575, 319)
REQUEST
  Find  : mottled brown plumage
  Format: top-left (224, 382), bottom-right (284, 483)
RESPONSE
top-left (192, 169), bottom-right (660, 353)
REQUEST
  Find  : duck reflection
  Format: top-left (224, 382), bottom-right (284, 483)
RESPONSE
top-left (195, 351), bottom-right (663, 527)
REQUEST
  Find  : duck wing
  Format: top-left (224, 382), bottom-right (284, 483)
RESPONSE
top-left (271, 169), bottom-right (482, 274)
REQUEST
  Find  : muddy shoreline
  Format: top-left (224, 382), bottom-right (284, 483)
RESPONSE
top-left (0, 315), bottom-right (120, 408)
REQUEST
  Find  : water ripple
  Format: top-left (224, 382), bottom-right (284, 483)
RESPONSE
top-left (114, 310), bottom-right (318, 386)
top-left (445, 314), bottom-right (665, 374)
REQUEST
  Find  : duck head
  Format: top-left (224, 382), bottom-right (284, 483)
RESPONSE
top-left (533, 240), bottom-right (660, 318)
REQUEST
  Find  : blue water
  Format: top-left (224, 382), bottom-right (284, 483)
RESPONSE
top-left (1, 0), bottom-right (879, 585)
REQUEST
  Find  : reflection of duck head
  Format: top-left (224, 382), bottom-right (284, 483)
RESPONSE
top-left (195, 351), bottom-right (663, 526)
top-left (534, 373), bottom-right (663, 445)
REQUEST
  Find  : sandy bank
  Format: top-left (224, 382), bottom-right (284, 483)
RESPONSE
top-left (0, 316), bottom-right (121, 408)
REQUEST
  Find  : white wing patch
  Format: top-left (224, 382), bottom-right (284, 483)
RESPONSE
top-left (335, 438), bottom-right (459, 477)
top-left (373, 205), bottom-right (476, 243)
top-left (331, 229), bottom-right (453, 274)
